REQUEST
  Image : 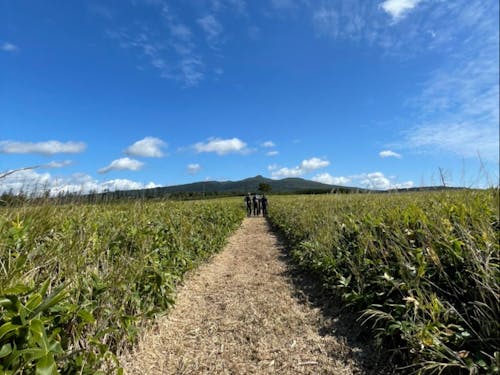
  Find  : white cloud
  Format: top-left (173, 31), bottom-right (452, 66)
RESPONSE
top-left (125, 137), bottom-right (167, 157)
top-left (187, 163), bottom-right (201, 174)
top-left (178, 57), bottom-right (204, 87)
top-left (360, 172), bottom-right (392, 189)
top-left (405, 122), bottom-right (499, 160)
top-left (42, 160), bottom-right (73, 169)
top-left (197, 14), bottom-right (223, 46)
top-left (266, 151), bottom-right (279, 156)
top-left (194, 137), bottom-right (249, 155)
top-left (168, 23), bottom-right (192, 41)
top-left (358, 172), bottom-right (414, 190)
top-left (0, 169), bottom-right (160, 196)
top-left (300, 157), bottom-right (330, 171)
top-left (312, 173), bottom-right (351, 186)
top-left (106, 8), bottom-right (206, 87)
top-left (261, 141), bottom-right (276, 148)
top-left (380, 0), bottom-right (422, 20)
top-left (0, 140), bottom-right (86, 155)
top-left (98, 157), bottom-right (144, 174)
top-left (1, 42), bottom-right (19, 52)
top-left (379, 150), bottom-right (402, 158)
top-left (271, 166), bottom-right (303, 179)
top-left (270, 157), bottom-right (330, 178)
top-left (312, 171), bottom-right (415, 190)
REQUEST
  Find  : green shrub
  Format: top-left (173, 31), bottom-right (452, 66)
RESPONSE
top-left (268, 190), bottom-right (499, 374)
top-left (0, 199), bottom-right (245, 373)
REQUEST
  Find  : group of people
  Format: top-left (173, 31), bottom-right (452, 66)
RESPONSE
top-left (244, 193), bottom-right (268, 217)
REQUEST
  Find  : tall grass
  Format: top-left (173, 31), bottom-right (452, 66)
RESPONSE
top-left (268, 190), bottom-right (499, 374)
top-left (0, 198), bottom-right (245, 373)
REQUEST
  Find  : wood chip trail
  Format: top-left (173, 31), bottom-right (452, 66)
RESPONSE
top-left (122, 217), bottom-right (368, 374)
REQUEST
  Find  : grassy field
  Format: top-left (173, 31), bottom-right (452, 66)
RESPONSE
top-left (0, 198), bottom-right (245, 374)
top-left (268, 190), bottom-right (499, 374)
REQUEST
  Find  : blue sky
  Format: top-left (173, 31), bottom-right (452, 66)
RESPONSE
top-left (1, 0), bottom-right (498, 194)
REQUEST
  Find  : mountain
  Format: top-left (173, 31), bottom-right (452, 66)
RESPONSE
top-left (149, 175), bottom-right (356, 195)
top-left (113, 175), bottom-right (363, 199)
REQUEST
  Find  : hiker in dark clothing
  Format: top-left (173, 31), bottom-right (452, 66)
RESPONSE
top-left (261, 195), bottom-right (268, 216)
top-left (252, 194), bottom-right (260, 216)
top-left (244, 193), bottom-right (252, 216)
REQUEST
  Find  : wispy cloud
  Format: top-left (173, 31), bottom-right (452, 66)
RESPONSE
top-left (194, 137), bottom-right (249, 155)
top-left (42, 160), bottom-right (73, 169)
top-left (402, 0), bottom-right (499, 161)
top-left (0, 140), bottom-right (86, 155)
top-left (105, 2), bottom-right (207, 87)
top-left (379, 150), bottom-right (402, 158)
top-left (187, 163), bottom-right (201, 174)
top-left (270, 157), bottom-right (330, 178)
top-left (266, 150), bottom-right (279, 156)
top-left (380, 0), bottom-right (422, 21)
top-left (98, 157), bottom-right (144, 174)
top-left (261, 141), bottom-right (276, 148)
top-left (125, 137), bottom-right (167, 158)
top-left (1, 42), bottom-right (19, 52)
top-left (197, 14), bottom-right (224, 47)
top-left (405, 123), bottom-right (498, 160)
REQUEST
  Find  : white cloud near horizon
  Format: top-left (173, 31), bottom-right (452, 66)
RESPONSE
top-left (380, 0), bottom-right (422, 20)
top-left (359, 172), bottom-right (414, 190)
top-left (98, 157), bottom-right (144, 174)
top-left (314, 171), bottom-right (414, 190)
top-left (125, 136), bottom-right (167, 157)
top-left (271, 157), bottom-right (330, 178)
top-left (0, 140), bottom-right (86, 155)
top-left (1, 42), bottom-right (19, 52)
top-left (0, 169), bottom-right (159, 196)
top-left (312, 173), bottom-right (351, 186)
top-left (187, 163), bottom-right (201, 174)
top-left (379, 150), bottom-right (402, 158)
top-left (194, 137), bottom-right (249, 155)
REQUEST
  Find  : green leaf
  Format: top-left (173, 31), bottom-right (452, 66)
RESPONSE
top-left (0, 297), bottom-right (15, 309)
top-left (19, 348), bottom-right (47, 361)
top-left (26, 293), bottom-right (43, 312)
top-left (77, 309), bottom-right (95, 324)
top-left (30, 319), bottom-right (50, 353)
top-left (0, 322), bottom-right (21, 341)
top-left (30, 284), bottom-right (68, 318)
top-left (0, 343), bottom-right (12, 358)
top-left (2, 283), bottom-right (31, 295)
top-left (36, 354), bottom-right (58, 375)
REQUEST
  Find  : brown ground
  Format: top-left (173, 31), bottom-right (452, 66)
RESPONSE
top-left (121, 217), bottom-right (377, 374)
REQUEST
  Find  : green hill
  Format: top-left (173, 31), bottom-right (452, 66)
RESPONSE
top-left (149, 175), bottom-right (359, 195)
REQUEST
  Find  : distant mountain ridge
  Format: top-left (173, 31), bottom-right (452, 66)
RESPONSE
top-left (147, 175), bottom-right (356, 195)
top-left (77, 176), bottom-right (465, 201)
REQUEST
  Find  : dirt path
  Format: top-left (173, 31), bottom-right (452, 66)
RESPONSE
top-left (122, 217), bottom-right (370, 374)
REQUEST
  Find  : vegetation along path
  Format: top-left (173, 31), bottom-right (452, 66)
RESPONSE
top-left (122, 217), bottom-right (376, 374)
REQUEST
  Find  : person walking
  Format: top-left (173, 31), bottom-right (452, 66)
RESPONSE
top-left (252, 194), bottom-right (259, 216)
top-left (261, 195), bottom-right (268, 216)
top-left (244, 193), bottom-right (252, 216)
